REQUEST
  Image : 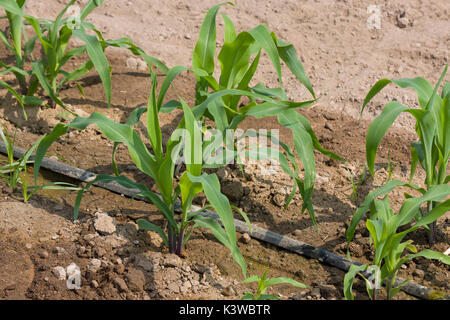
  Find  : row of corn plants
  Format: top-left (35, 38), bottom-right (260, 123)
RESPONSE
top-left (344, 66), bottom-right (450, 299)
top-left (1, 1), bottom-right (448, 300)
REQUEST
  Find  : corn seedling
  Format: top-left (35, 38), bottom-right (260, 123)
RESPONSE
top-left (352, 65), bottom-right (450, 243)
top-left (344, 194), bottom-right (450, 300)
top-left (33, 67), bottom-right (250, 277)
top-left (0, 0), bottom-right (164, 117)
top-left (242, 267), bottom-right (308, 300)
top-left (166, 3), bottom-right (344, 227)
top-left (0, 122), bottom-right (79, 201)
top-left (0, 0), bottom-right (42, 118)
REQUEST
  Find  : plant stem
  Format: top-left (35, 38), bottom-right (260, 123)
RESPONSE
top-left (176, 227), bottom-right (185, 256)
top-left (427, 201), bottom-right (437, 245)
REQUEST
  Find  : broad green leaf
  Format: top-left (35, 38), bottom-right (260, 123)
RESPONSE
top-left (344, 264), bottom-right (368, 300)
top-left (272, 35), bottom-right (315, 98)
top-left (31, 60), bottom-right (65, 107)
top-left (406, 249), bottom-right (450, 265)
top-left (278, 110), bottom-right (316, 221)
top-left (362, 77), bottom-right (434, 114)
top-left (221, 13), bottom-right (236, 44)
top-left (188, 173), bottom-right (246, 277)
top-left (193, 214), bottom-right (247, 278)
top-left (157, 66), bottom-right (187, 110)
top-left (218, 31), bottom-right (253, 88)
top-left (147, 72), bottom-right (163, 158)
top-left (264, 277), bottom-right (308, 289)
top-left (346, 180), bottom-right (411, 243)
top-left (366, 101), bottom-right (408, 176)
top-left (73, 28), bottom-right (111, 106)
top-left (181, 99), bottom-right (202, 175)
top-left (248, 24), bottom-right (282, 85)
top-left (193, 2), bottom-right (232, 75)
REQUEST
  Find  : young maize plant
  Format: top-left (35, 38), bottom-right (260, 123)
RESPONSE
top-left (0, 121), bottom-right (79, 201)
top-left (344, 193), bottom-right (450, 300)
top-left (242, 268), bottom-right (308, 300)
top-left (0, 0), bottom-right (165, 117)
top-left (0, 0), bottom-right (42, 118)
top-left (166, 3), bottom-right (344, 227)
top-left (33, 67), bottom-right (251, 278)
top-left (347, 65), bottom-right (450, 244)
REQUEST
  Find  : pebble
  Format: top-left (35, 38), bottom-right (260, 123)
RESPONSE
top-left (89, 258), bottom-right (102, 273)
top-left (38, 250), bottom-right (49, 259)
top-left (241, 233), bottom-right (251, 244)
top-left (163, 254), bottom-right (183, 268)
top-left (52, 266), bottom-right (67, 280)
top-left (113, 277), bottom-right (129, 292)
top-left (52, 246), bottom-right (66, 256)
top-left (115, 264), bottom-right (125, 275)
top-left (94, 212), bottom-right (116, 235)
top-left (25, 243), bottom-right (33, 249)
top-left (221, 285), bottom-right (235, 296)
top-left (413, 269), bottom-right (425, 278)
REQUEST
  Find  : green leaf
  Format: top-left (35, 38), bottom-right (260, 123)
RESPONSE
top-left (193, 2), bottom-right (232, 75)
top-left (218, 31), bottom-right (253, 89)
top-left (188, 173), bottom-right (247, 277)
top-left (73, 28), bottom-right (111, 107)
top-left (365, 101), bottom-right (408, 176)
top-left (346, 180), bottom-right (411, 243)
top-left (31, 60), bottom-right (65, 107)
top-left (264, 277), bottom-right (308, 289)
top-left (272, 35), bottom-right (315, 98)
top-left (406, 249), bottom-right (450, 265)
top-left (248, 24), bottom-right (282, 85)
top-left (344, 264), bottom-right (368, 300)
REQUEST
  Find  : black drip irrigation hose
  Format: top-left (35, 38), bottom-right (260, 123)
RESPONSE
top-left (1, 142), bottom-right (448, 300)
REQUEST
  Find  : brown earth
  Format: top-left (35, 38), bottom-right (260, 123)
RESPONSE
top-left (0, 0), bottom-right (449, 300)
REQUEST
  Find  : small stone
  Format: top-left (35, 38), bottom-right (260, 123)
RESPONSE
top-left (66, 263), bottom-right (80, 279)
top-left (38, 250), bottom-right (49, 259)
top-left (222, 181), bottom-right (244, 202)
top-left (397, 16), bottom-right (409, 28)
top-left (25, 243), bottom-right (32, 249)
top-left (349, 243), bottom-right (364, 257)
top-left (89, 258), bottom-right (102, 273)
top-left (319, 284), bottom-right (337, 299)
top-left (413, 269), bottom-right (425, 278)
top-left (241, 233), bottom-right (251, 244)
top-left (113, 277), bottom-right (128, 292)
top-left (272, 194), bottom-right (285, 207)
top-left (94, 247), bottom-right (107, 258)
top-left (115, 264), bottom-right (125, 275)
top-left (216, 167), bottom-right (230, 181)
top-left (76, 246), bottom-right (86, 257)
top-left (91, 280), bottom-right (99, 288)
top-left (293, 230), bottom-right (302, 237)
top-left (324, 122), bottom-right (334, 131)
top-left (94, 212), bottom-right (116, 235)
top-left (52, 266), bottom-right (67, 280)
top-left (126, 269), bottom-right (146, 292)
top-left (310, 287), bottom-right (321, 298)
top-left (52, 246), bottom-right (66, 255)
top-left (221, 285), bottom-right (235, 297)
top-left (163, 253), bottom-right (182, 268)
top-left (51, 234), bottom-right (59, 240)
